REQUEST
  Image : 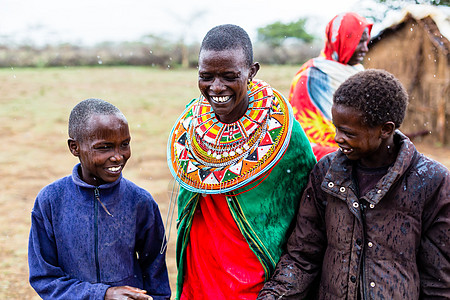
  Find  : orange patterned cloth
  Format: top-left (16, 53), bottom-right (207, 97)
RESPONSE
top-left (289, 12), bottom-right (372, 161)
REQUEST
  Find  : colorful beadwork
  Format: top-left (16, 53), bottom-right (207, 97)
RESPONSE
top-left (168, 80), bottom-right (293, 193)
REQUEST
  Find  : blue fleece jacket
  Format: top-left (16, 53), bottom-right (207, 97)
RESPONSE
top-left (28, 164), bottom-right (171, 300)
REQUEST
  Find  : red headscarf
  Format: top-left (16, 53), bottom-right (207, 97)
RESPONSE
top-left (323, 12), bottom-right (373, 64)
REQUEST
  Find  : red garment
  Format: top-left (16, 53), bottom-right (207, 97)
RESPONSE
top-left (312, 145), bottom-right (338, 161)
top-left (289, 12), bottom-right (372, 161)
top-left (180, 194), bottom-right (265, 300)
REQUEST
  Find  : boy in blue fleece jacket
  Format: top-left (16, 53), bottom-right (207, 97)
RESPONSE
top-left (28, 98), bottom-right (171, 300)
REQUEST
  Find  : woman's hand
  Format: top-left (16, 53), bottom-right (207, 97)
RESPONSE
top-left (105, 286), bottom-right (153, 300)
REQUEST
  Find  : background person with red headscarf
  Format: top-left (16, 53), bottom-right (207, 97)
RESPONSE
top-left (288, 12), bottom-right (372, 161)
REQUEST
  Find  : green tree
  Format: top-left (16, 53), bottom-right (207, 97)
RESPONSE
top-left (257, 18), bottom-right (315, 47)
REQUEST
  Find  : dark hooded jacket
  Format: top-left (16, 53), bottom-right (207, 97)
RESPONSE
top-left (258, 131), bottom-right (450, 299)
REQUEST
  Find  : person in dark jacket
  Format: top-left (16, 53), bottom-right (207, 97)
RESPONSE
top-left (28, 98), bottom-right (171, 300)
top-left (257, 69), bottom-right (450, 299)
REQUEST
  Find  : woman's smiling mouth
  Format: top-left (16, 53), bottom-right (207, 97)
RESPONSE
top-left (211, 96), bottom-right (232, 103)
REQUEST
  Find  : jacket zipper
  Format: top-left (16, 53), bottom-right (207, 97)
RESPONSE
top-left (359, 200), bottom-right (368, 300)
top-left (352, 164), bottom-right (368, 300)
top-left (94, 187), bottom-right (100, 283)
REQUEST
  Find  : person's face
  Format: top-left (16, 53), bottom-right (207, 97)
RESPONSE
top-left (68, 113), bottom-right (131, 186)
top-left (347, 29), bottom-right (370, 65)
top-left (198, 48), bottom-right (259, 124)
top-left (332, 104), bottom-right (387, 168)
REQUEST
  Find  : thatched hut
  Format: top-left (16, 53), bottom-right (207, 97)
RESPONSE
top-left (365, 5), bottom-right (450, 145)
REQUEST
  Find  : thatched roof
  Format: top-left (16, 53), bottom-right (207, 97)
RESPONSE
top-left (372, 4), bottom-right (450, 41)
top-left (370, 4), bottom-right (450, 59)
top-left (365, 4), bottom-right (450, 145)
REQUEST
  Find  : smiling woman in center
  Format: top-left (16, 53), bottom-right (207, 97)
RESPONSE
top-left (167, 24), bottom-right (316, 300)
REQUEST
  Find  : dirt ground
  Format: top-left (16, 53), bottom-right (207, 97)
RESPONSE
top-left (0, 66), bottom-right (448, 299)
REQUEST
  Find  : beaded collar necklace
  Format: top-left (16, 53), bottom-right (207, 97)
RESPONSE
top-left (168, 80), bottom-right (292, 193)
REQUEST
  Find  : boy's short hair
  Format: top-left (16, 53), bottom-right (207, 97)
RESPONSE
top-left (334, 69), bottom-right (408, 128)
top-left (200, 24), bottom-right (253, 67)
top-left (68, 98), bottom-right (124, 140)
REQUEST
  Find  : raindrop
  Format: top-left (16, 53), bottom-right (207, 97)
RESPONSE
top-left (149, 50), bottom-right (153, 54)
top-left (286, 169), bottom-right (291, 173)
top-left (167, 65), bottom-right (171, 69)
top-left (367, 57), bottom-right (371, 61)
top-left (410, 28), bottom-right (413, 32)
top-left (434, 74), bottom-right (436, 78)
top-left (169, 57), bottom-right (173, 61)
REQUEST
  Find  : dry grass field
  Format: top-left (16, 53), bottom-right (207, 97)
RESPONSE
top-left (0, 66), bottom-right (448, 299)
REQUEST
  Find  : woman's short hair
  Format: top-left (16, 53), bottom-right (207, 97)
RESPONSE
top-left (200, 24), bottom-right (253, 67)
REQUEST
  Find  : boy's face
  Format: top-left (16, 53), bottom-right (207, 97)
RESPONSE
top-left (332, 104), bottom-right (387, 168)
top-left (198, 48), bottom-right (259, 124)
top-left (68, 113), bottom-right (131, 186)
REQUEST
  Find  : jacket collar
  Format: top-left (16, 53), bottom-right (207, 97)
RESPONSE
top-left (71, 163), bottom-right (122, 190)
top-left (322, 130), bottom-right (418, 205)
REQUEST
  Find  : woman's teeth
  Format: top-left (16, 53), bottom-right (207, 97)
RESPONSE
top-left (108, 166), bottom-right (121, 172)
top-left (212, 96), bottom-right (231, 103)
